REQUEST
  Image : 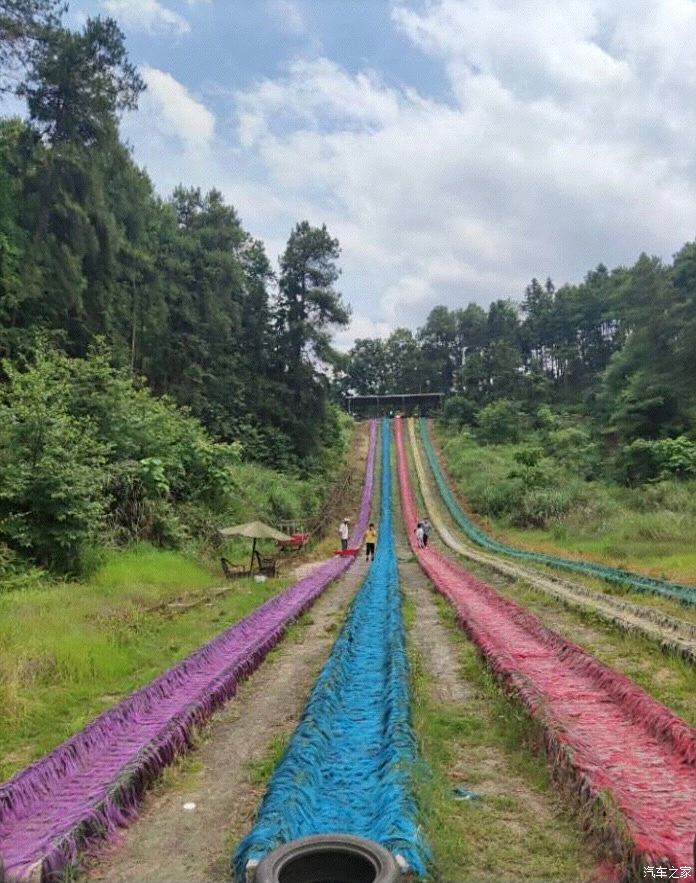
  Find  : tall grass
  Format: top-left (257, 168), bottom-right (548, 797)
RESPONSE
top-left (436, 424), bottom-right (696, 583)
top-left (0, 421), bottom-right (356, 779)
top-left (0, 544), bottom-right (289, 779)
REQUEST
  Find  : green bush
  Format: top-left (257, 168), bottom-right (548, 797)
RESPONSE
top-left (617, 436), bottom-right (696, 484)
top-left (476, 399), bottom-right (527, 444)
top-left (0, 353), bottom-right (108, 573)
top-left (0, 347), bottom-right (251, 569)
top-left (443, 396), bottom-right (477, 427)
top-left (0, 544), bottom-right (46, 591)
top-left (543, 426), bottom-right (601, 479)
top-left (533, 404), bottom-right (559, 432)
top-left (514, 487), bottom-right (576, 528)
top-left (65, 347), bottom-right (242, 510)
top-left (627, 479), bottom-right (696, 515)
top-left (0, 345), bottom-right (349, 576)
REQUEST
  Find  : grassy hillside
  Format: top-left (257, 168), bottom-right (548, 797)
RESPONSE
top-left (0, 419), bottom-right (358, 781)
top-left (0, 546), bottom-right (295, 780)
top-left (434, 421), bottom-right (696, 585)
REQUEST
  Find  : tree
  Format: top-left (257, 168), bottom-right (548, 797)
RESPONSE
top-left (476, 399), bottom-right (527, 444)
top-left (418, 305), bottom-right (458, 392)
top-left (455, 303), bottom-right (487, 349)
top-left (383, 328), bottom-right (422, 393)
top-left (342, 338), bottom-right (389, 395)
top-left (276, 221), bottom-right (349, 375)
top-left (21, 16), bottom-right (144, 146)
top-left (0, 0), bottom-right (63, 94)
top-left (0, 118), bottom-right (30, 351)
top-left (598, 254), bottom-right (686, 442)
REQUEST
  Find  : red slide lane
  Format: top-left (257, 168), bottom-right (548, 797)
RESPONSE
top-left (394, 417), bottom-right (695, 878)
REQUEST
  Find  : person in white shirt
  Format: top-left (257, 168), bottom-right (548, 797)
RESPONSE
top-left (339, 518), bottom-right (350, 551)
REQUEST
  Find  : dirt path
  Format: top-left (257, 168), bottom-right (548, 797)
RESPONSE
top-left (85, 556), bottom-right (369, 883)
top-left (397, 549), bottom-right (467, 706)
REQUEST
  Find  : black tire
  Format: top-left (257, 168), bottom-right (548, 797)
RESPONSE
top-left (254, 834), bottom-right (401, 883)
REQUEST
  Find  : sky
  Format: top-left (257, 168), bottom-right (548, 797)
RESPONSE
top-left (50, 1), bottom-right (696, 347)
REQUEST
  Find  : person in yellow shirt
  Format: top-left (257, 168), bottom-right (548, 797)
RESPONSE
top-left (364, 522), bottom-right (377, 562)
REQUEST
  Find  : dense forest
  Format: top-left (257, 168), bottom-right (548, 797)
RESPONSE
top-left (0, 2), bottom-right (349, 462)
top-left (3, 0), bottom-right (696, 579)
top-left (0, 1), bottom-right (350, 575)
top-left (340, 251), bottom-right (696, 483)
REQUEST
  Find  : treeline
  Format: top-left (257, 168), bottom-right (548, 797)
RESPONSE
top-left (341, 249), bottom-right (696, 481)
top-left (0, 2), bottom-right (350, 575)
top-left (0, 1), bottom-right (349, 469)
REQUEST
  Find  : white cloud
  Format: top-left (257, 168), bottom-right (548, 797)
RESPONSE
top-left (266, 0), bottom-right (305, 36)
top-left (334, 316), bottom-right (393, 352)
top-left (103, 0), bottom-right (190, 35)
top-left (121, 1), bottom-right (696, 347)
top-left (234, 57), bottom-right (402, 150)
top-left (137, 66), bottom-right (215, 148)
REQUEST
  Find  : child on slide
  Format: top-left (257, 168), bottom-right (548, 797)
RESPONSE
top-left (364, 522), bottom-right (377, 562)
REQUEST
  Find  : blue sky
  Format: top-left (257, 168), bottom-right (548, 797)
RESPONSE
top-left (38, 2), bottom-right (696, 346)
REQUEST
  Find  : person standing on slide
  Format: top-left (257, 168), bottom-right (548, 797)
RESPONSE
top-left (422, 519), bottom-right (431, 547)
top-left (364, 522), bottom-right (377, 562)
top-left (339, 517), bottom-right (350, 551)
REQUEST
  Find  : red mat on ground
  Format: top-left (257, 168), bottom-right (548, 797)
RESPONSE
top-left (394, 416), bottom-right (696, 880)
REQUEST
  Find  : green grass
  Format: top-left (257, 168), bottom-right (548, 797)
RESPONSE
top-left (90, 544), bottom-right (217, 593)
top-left (435, 423), bottom-right (696, 586)
top-left (0, 543), bottom-right (292, 780)
top-left (406, 596), bottom-right (594, 882)
top-left (247, 734), bottom-right (289, 786)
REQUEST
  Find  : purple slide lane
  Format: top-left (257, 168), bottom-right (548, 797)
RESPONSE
top-left (0, 421), bottom-right (376, 883)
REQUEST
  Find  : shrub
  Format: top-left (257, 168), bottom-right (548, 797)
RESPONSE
top-left (543, 426), bottom-right (601, 479)
top-left (0, 346), bottom-right (248, 568)
top-left (0, 544), bottom-right (45, 591)
top-left (534, 404), bottom-right (559, 432)
top-left (616, 436), bottom-right (696, 484)
top-left (476, 399), bottom-right (527, 444)
top-left (513, 487), bottom-right (576, 528)
top-left (511, 446), bottom-right (543, 470)
top-left (443, 396), bottom-right (477, 427)
top-left (0, 354), bottom-right (108, 573)
top-left (628, 480), bottom-right (696, 515)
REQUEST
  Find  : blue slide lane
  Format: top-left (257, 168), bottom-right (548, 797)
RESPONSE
top-left (233, 419), bottom-right (429, 878)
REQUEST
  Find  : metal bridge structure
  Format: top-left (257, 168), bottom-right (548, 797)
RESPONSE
top-left (345, 392), bottom-right (444, 418)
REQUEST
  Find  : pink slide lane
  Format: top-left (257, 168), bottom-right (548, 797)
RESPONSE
top-left (394, 416), bottom-right (695, 880)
